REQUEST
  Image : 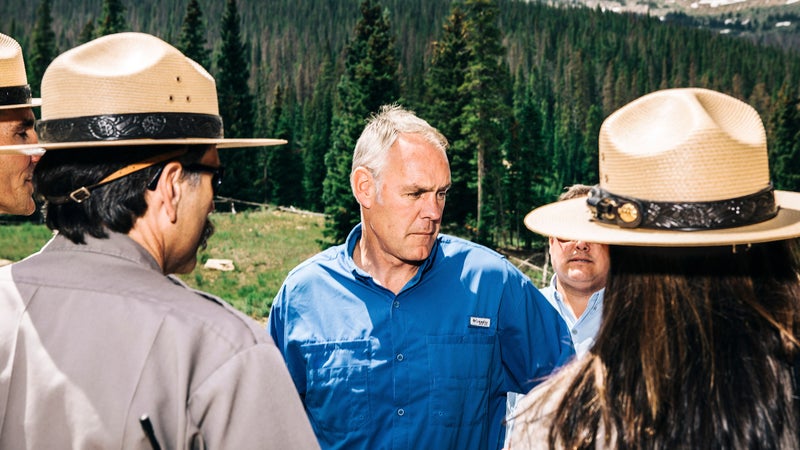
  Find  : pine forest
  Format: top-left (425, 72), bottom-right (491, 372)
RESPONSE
top-left (4, 0), bottom-right (800, 249)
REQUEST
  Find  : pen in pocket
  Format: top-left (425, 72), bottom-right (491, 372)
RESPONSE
top-left (139, 414), bottom-right (161, 450)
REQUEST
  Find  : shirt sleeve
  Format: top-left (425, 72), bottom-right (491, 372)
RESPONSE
top-left (268, 284), bottom-right (308, 397)
top-left (499, 266), bottom-right (575, 394)
top-left (186, 343), bottom-right (319, 449)
top-left (268, 286), bottom-right (287, 350)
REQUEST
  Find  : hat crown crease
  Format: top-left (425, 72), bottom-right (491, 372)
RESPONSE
top-left (600, 88), bottom-right (769, 203)
top-left (41, 32), bottom-right (219, 120)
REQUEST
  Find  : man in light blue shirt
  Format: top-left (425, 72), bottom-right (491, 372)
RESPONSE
top-left (539, 184), bottom-right (608, 357)
top-left (269, 105), bottom-right (574, 450)
top-left (505, 185), bottom-right (608, 445)
top-left (539, 275), bottom-right (604, 356)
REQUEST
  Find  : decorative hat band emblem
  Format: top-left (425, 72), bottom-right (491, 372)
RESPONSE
top-left (587, 185), bottom-right (778, 231)
top-left (617, 202), bottom-right (641, 226)
top-left (36, 112), bottom-right (224, 143)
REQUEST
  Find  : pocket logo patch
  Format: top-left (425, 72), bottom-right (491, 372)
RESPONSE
top-left (469, 316), bottom-right (491, 328)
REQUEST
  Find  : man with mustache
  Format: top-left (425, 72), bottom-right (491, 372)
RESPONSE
top-left (0, 33), bottom-right (318, 449)
top-left (269, 104), bottom-right (574, 450)
top-left (0, 33), bottom-right (42, 216)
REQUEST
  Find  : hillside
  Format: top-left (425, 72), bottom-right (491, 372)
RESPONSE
top-left (3, 0), bottom-right (800, 102)
top-left (4, 0), bottom-right (800, 248)
top-left (0, 0), bottom-right (451, 102)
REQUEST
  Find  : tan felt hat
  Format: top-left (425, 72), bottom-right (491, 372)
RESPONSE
top-left (524, 88), bottom-right (800, 247)
top-left (2, 32), bottom-right (284, 152)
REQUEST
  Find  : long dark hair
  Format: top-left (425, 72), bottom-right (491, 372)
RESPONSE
top-left (34, 144), bottom-right (210, 244)
top-left (524, 241), bottom-right (800, 449)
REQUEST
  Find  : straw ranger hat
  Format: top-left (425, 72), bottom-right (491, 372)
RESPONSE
top-left (0, 33), bottom-right (41, 111)
top-left (524, 88), bottom-right (800, 246)
top-left (0, 33), bottom-right (42, 155)
top-left (2, 32), bottom-right (284, 152)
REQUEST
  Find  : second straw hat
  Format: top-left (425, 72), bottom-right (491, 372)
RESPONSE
top-left (4, 32), bottom-right (284, 152)
top-left (524, 88), bottom-right (800, 247)
top-left (0, 32), bottom-right (41, 110)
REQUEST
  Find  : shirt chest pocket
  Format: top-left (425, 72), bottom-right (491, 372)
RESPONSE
top-left (302, 340), bottom-right (372, 434)
top-left (427, 334), bottom-right (496, 427)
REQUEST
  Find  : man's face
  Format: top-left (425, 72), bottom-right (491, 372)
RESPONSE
top-left (363, 133), bottom-right (450, 264)
top-left (167, 147), bottom-right (220, 274)
top-left (0, 108), bottom-right (39, 215)
top-left (549, 236), bottom-right (610, 294)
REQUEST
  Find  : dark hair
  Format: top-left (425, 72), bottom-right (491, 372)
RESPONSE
top-left (522, 241), bottom-right (800, 449)
top-left (34, 144), bottom-right (210, 244)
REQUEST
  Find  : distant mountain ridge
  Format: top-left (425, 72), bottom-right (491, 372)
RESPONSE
top-left (557, 0), bottom-right (800, 51)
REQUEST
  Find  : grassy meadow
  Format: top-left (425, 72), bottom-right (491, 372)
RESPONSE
top-left (0, 208), bottom-right (547, 322)
top-left (0, 208), bottom-right (326, 322)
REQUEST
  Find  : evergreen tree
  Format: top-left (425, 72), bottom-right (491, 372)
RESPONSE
top-left (252, 60), bottom-right (272, 203)
top-left (215, 0), bottom-right (258, 202)
top-left (7, 21), bottom-right (19, 48)
top-left (322, 0), bottom-right (399, 245)
top-left (769, 85), bottom-right (800, 191)
top-left (302, 53), bottom-right (336, 212)
top-left (264, 83), bottom-right (304, 207)
top-left (77, 18), bottom-right (95, 44)
top-left (508, 71), bottom-right (551, 249)
top-left (458, 0), bottom-right (510, 244)
top-left (424, 3), bottom-right (473, 231)
top-left (177, 0), bottom-right (211, 70)
top-left (582, 103), bottom-right (603, 183)
top-left (216, 0), bottom-right (253, 139)
top-left (29, 0), bottom-right (57, 98)
top-left (96, 0), bottom-right (128, 37)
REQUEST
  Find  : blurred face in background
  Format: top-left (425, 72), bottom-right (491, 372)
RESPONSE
top-left (549, 236), bottom-right (609, 294)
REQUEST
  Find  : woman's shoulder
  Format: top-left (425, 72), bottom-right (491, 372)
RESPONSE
top-left (508, 360), bottom-right (594, 449)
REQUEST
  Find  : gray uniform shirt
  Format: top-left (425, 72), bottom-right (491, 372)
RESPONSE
top-left (0, 231), bottom-right (320, 449)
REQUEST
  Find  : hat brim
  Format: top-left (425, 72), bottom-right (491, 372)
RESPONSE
top-left (0, 137), bottom-right (286, 154)
top-left (0, 98), bottom-right (41, 110)
top-left (524, 190), bottom-right (800, 247)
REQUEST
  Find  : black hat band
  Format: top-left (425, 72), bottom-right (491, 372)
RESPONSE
top-left (0, 85), bottom-right (33, 106)
top-left (36, 112), bottom-right (223, 143)
top-left (587, 184), bottom-right (779, 230)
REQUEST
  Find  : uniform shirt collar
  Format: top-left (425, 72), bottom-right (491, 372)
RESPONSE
top-left (45, 230), bottom-right (162, 273)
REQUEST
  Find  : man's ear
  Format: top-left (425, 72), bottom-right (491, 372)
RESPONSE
top-left (352, 166), bottom-right (375, 208)
top-left (154, 162), bottom-right (184, 223)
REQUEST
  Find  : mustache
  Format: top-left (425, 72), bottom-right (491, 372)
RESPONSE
top-left (198, 218), bottom-right (215, 251)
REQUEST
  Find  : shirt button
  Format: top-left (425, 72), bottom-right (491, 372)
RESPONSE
top-left (393, 301), bottom-right (400, 308)
top-left (572, 329), bottom-right (578, 335)
top-left (397, 408), bottom-right (405, 416)
top-left (396, 353), bottom-right (404, 361)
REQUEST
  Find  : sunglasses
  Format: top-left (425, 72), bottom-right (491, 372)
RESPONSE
top-left (147, 162), bottom-right (225, 195)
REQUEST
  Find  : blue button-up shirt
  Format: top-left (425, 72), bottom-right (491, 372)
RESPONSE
top-left (269, 225), bottom-right (574, 450)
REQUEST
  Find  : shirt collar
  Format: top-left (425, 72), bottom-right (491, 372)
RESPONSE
top-left (551, 274), bottom-right (605, 304)
top-left (45, 230), bottom-right (162, 273)
top-left (344, 223), bottom-right (439, 291)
